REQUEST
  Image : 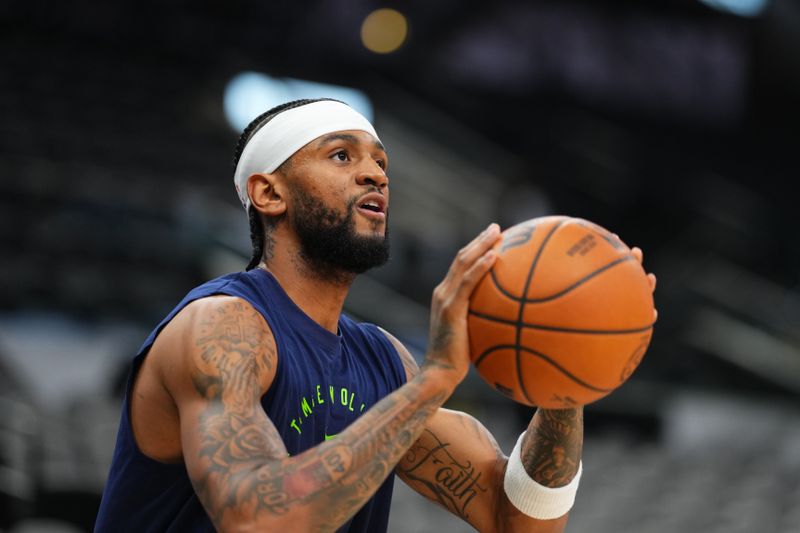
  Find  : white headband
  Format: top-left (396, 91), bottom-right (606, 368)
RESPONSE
top-left (233, 100), bottom-right (380, 210)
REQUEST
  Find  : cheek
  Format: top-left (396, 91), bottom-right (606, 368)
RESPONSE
top-left (292, 168), bottom-right (353, 209)
top-left (325, 186), bottom-right (351, 209)
top-left (312, 186), bottom-right (353, 215)
top-left (300, 171), bottom-right (342, 195)
top-left (328, 183), bottom-right (355, 207)
top-left (298, 181), bottom-right (334, 203)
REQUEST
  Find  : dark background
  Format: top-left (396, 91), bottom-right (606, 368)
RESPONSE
top-left (1, 1), bottom-right (799, 532)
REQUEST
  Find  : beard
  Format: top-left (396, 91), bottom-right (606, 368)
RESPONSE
top-left (288, 181), bottom-right (390, 279)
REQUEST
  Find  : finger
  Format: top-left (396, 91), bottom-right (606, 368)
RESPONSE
top-left (464, 223), bottom-right (501, 255)
top-left (448, 223), bottom-right (501, 277)
top-left (631, 247), bottom-right (643, 264)
top-left (648, 273), bottom-right (657, 292)
top-left (454, 249), bottom-right (498, 300)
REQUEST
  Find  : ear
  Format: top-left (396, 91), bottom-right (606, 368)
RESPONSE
top-left (247, 173), bottom-right (287, 218)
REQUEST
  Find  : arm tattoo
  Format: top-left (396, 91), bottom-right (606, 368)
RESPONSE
top-left (297, 382), bottom-right (446, 530)
top-left (520, 408), bottom-right (584, 488)
top-left (187, 301), bottom-right (447, 531)
top-left (422, 322), bottom-right (456, 371)
top-left (430, 322), bottom-right (453, 352)
top-left (456, 413), bottom-right (504, 464)
top-left (189, 301), bottom-right (284, 526)
top-left (399, 428), bottom-right (488, 520)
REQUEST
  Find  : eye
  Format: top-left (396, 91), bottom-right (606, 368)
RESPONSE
top-left (331, 150), bottom-right (349, 162)
top-left (375, 159), bottom-right (386, 170)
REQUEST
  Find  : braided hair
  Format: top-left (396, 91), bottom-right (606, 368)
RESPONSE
top-left (232, 98), bottom-right (338, 270)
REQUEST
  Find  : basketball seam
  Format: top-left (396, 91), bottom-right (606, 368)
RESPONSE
top-left (488, 255), bottom-right (637, 304)
top-left (526, 255), bottom-right (637, 303)
top-left (490, 269), bottom-right (523, 302)
top-left (514, 219), bottom-right (570, 404)
top-left (469, 310), bottom-right (655, 334)
top-left (473, 344), bottom-right (614, 393)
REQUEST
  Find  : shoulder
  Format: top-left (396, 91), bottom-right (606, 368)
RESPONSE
top-left (376, 326), bottom-right (419, 382)
top-left (157, 295), bottom-right (278, 396)
top-left (176, 295), bottom-right (272, 342)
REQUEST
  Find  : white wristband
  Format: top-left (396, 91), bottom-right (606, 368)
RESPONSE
top-left (503, 432), bottom-right (583, 520)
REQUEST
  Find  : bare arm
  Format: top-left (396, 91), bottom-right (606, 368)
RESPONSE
top-left (386, 332), bottom-right (582, 533)
top-left (165, 224), bottom-right (502, 532)
top-left (167, 298), bottom-right (451, 532)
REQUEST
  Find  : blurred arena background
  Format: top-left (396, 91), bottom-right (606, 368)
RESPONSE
top-left (1, 0), bottom-right (799, 532)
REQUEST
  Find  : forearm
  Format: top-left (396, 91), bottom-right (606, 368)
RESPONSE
top-left (215, 369), bottom-right (453, 532)
top-left (521, 407), bottom-right (584, 487)
top-left (497, 408), bottom-right (583, 533)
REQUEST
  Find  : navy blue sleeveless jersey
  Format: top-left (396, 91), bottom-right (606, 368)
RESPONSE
top-left (95, 268), bottom-right (407, 532)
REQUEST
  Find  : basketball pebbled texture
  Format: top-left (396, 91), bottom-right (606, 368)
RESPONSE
top-left (468, 216), bottom-right (655, 408)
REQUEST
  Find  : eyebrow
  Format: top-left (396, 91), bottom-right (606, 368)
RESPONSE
top-left (316, 133), bottom-right (386, 153)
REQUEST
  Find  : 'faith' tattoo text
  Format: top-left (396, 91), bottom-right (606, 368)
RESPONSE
top-left (399, 429), bottom-right (488, 520)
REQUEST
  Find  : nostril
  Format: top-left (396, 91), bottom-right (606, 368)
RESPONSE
top-left (359, 173), bottom-right (388, 189)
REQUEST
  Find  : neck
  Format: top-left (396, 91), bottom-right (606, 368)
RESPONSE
top-left (259, 250), bottom-right (353, 334)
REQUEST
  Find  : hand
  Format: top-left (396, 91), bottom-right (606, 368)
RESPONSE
top-left (631, 246), bottom-right (658, 322)
top-left (422, 223), bottom-right (502, 387)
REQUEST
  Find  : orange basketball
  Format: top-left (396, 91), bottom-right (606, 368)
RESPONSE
top-left (468, 216), bottom-right (655, 408)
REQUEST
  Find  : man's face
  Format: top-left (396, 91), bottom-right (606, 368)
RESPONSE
top-left (282, 130), bottom-right (390, 276)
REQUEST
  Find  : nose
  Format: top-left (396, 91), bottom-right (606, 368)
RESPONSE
top-left (356, 162), bottom-right (388, 190)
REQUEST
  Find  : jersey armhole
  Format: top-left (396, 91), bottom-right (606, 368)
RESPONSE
top-left (371, 325), bottom-right (411, 386)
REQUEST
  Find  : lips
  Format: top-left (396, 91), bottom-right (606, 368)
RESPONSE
top-left (356, 192), bottom-right (387, 219)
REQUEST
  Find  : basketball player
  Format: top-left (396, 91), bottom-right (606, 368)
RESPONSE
top-left (95, 99), bottom-right (654, 532)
